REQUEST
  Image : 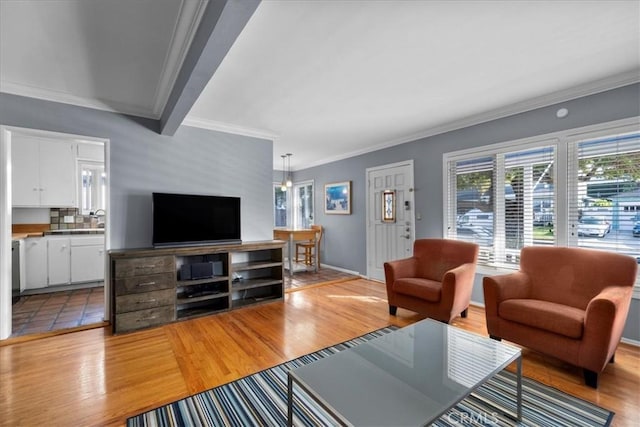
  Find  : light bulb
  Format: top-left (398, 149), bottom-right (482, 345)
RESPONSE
top-left (286, 178), bottom-right (292, 188)
top-left (281, 183), bottom-right (287, 191)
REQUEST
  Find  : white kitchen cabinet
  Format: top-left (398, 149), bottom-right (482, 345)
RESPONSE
top-left (71, 236), bottom-right (105, 283)
top-left (23, 234), bottom-right (105, 289)
top-left (24, 237), bottom-right (47, 290)
top-left (12, 134), bottom-right (76, 207)
top-left (47, 237), bottom-right (71, 286)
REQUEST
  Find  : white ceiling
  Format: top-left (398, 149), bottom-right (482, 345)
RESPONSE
top-left (1, 1), bottom-right (639, 170)
top-left (0, 0), bottom-right (207, 118)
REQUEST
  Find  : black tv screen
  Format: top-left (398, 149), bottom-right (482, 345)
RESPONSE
top-left (152, 192), bottom-right (241, 247)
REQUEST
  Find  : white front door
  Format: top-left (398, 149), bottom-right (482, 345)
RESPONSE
top-left (366, 160), bottom-right (415, 281)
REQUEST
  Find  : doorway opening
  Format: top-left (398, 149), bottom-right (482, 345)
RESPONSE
top-left (1, 126), bottom-right (109, 340)
top-left (365, 160), bottom-right (415, 281)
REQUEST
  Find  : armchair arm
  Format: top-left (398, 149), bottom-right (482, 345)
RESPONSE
top-left (384, 257), bottom-right (418, 291)
top-left (441, 262), bottom-right (477, 314)
top-left (482, 272), bottom-right (531, 317)
top-left (580, 286), bottom-right (634, 370)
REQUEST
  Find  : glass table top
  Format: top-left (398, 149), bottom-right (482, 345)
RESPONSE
top-left (289, 318), bottom-right (521, 426)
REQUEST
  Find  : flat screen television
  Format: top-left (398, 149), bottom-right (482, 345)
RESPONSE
top-left (152, 192), bottom-right (241, 247)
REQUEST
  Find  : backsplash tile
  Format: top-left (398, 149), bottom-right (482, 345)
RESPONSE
top-left (49, 208), bottom-right (99, 230)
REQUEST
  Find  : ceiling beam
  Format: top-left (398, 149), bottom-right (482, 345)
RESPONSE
top-left (159, 0), bottom-right (260, 136)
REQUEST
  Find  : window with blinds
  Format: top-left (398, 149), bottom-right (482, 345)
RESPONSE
top-left (445, 145), bottom-right (556, 267)
top-left (568, 131), bottom-right (640, 259)
top-left (444, 120), bottom-right (640, 284)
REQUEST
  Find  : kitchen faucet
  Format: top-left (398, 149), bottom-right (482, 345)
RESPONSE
top-left (93, 209), bottom-right (106, 227)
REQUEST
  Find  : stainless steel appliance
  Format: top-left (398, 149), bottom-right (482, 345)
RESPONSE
top-left (11, 240), bottom-right (20, 304)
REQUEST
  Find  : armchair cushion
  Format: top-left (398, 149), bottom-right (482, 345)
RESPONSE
top-left (393, 278), bottom-right (441, 302)
top-left (499, 299), bottom-right (585, 339)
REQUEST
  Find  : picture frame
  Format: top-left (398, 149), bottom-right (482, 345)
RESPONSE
top-left (325, 181), bottom-right (351, 214)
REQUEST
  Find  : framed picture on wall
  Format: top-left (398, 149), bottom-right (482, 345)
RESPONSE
top-left (325, 181), bottom-right (351, 214)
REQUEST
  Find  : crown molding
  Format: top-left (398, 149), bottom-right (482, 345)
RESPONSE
top-left (182, 116), bottom-right (279, 141)
top-left (152, 0), bottom-right (209, 117)
top-left (0, 81), bottom-right (158, 119)
top-left (297, 71), bottom-right (640, 170)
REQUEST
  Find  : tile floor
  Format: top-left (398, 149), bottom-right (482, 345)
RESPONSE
top-left (11, 287), bottom-right (105, 337)
top-left (10, 268), bottom-right (360, 338)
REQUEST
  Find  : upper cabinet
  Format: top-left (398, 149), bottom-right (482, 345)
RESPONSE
top-left (12, 134), bottom-right (76, 207)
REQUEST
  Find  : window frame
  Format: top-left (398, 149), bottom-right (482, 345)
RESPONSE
top-left (443, 117), bottom-right (640, 297)
top-left (273, 183), bottom-right (290, 228)
top-left (77, 160), bottom-right (106, 215)
top-left (292, 180), bottom-right (314, 229)
top-left (273, 179), bottom-right (315, 230)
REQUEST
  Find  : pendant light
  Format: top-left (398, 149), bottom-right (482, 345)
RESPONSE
top-left (286, 153), bottom-right (293, 188)
top-left (280, 155), bottom-right (287, 191)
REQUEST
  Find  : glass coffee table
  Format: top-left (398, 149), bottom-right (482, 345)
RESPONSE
top-left (287, 318), bottom-right (522, 426)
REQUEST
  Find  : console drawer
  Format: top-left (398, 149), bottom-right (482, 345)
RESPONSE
top-left (114, 255), bottom-right (174, 278)
top-left (115, 288), bottom-right (176, 313)
top-left (114, 305), bottom-right (175, 333)
top-left (114, 272), bottom-right (174, 295)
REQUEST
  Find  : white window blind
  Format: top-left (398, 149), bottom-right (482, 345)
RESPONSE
top-left (568, 131), bottom-right (640, 261)
top-left (444, 120), bottom-right (640, 288)
top-left (446, 146), bottom-right (556, 268)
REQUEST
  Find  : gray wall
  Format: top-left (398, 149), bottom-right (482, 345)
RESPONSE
top-left (1, 93), bottom-right (274, 249)
top-left (294, 83), bottom-right (640, 341)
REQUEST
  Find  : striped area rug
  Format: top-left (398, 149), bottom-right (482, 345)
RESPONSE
top-left (128, 327), bottom-right (613, 427)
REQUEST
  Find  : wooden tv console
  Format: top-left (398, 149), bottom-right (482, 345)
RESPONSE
top-left (109, 240), bottom-right (285, 334)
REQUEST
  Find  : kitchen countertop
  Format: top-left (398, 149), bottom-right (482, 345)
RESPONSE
top-left (12, 232), bottom-right (43, 240)
top-left (44, 229), bottom-right (105, 235)
top-left (12, 229), bottom-right (105, 240)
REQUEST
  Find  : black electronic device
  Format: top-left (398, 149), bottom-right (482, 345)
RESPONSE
top-left (179, 261), bottom-right (224, 280)
top-left (152, 192), bottom-right (241, 247)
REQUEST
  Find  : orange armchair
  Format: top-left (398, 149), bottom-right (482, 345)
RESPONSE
top-left (483, 246), bottom-right (637, 388)
top-left (384, 239), bottom-right (479, 323)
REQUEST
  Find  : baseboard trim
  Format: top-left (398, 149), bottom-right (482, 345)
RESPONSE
top-left (621, 337), bottom-right (640, 347)
top-left (320, 263), bottom-right (361, 277)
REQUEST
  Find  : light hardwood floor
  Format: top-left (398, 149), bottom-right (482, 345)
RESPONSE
top-left (1, 279), bottom-right (638, 426)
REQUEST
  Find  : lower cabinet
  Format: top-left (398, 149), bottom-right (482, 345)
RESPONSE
top-left (23, 234), bottom-right (105, 290)
top-left (47, 237), bottom-right (71, 286)
top-left (24, 237), bottom-right (47, 290)
top-left (112, 255), bottom-right (176, 333)
top-left (110, 241), bottom-right (284, 334)
top-left (71, 236), bottom-right (106, 283)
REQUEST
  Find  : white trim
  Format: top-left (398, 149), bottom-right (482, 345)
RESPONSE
top-left (0, 126), bottom-right (111, 337)
top-left (319, 263), bottom-right (360, 277)
top-left (442, 116), bottom-right (640, 299)
top-left (182, 116), bottom-right (279, 141)
top-left (0, 128), bottom-right (11, 339)
top-left (0, 126), bottom-right (109, 145)
top-left (0, 81), bottom-right (159, 120)
top-left (292, 179), bottom-right (314, 229)
top-left (152, 0), bottom-right (209, 117)
top-left (469, 301), bottom-right (486, 309)
top-left (621, 337), bottom-right (640, 347)
top-left (444, 117), bottom-right (640, 161)
top-left (295, 73), bottom-right (640, 170)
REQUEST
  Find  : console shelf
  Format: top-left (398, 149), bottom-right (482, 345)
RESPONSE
top-left (110, 240), bottom-right (284, 333)
top-left (232, 278), bottom-right (283, 291)
top-left (232, 261), bottom-right (282, 271)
